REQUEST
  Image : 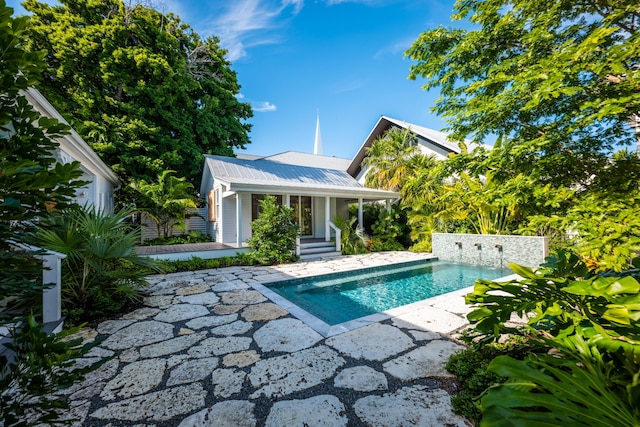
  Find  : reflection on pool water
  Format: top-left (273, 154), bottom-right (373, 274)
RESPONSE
top-left (267, 260), bottom-right (510, 325)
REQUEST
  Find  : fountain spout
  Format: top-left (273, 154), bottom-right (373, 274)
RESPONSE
top-left (474, 243), bottom-right (482, 249)
top-left (455, 241), bottom-right (462, 247)
top-left (495, 244), bottom-right (503, 250)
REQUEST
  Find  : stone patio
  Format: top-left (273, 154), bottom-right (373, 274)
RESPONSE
top-left (63, 252), bottom-right (483, 426)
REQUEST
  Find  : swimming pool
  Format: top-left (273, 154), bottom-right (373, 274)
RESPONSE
top-left (266, 260), bottom-right (509, 325)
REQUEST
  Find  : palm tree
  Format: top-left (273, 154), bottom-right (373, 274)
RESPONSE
top-left (362, 127), bottom-right (422, 191)
top-left (131, 170), bottom-right (199, 239)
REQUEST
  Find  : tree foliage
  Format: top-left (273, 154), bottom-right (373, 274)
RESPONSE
top-left (23, 0), bottom-right (253, 193)
top-left (0, 2), bottom-right (100, 424)
top-left (406, 0), bottom-right (640, 186)
top-left (0, 0), bottom-right (84, 322)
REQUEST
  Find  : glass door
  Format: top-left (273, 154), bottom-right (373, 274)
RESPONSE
top-left (291, 196), bottom-right (312, 236)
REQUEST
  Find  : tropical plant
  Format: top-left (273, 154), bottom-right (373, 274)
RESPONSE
top-left (0, 315), bottom-right (107, 427)
top-left (363, 127), bottom-right (422, 191)
top-left (131, 170), bottom-right (200, 240)
top-left (33, 207), bottom-right (160, 324)
top-left (24, 0), bottom-right (252, 192)
top-left (248, 196), bottom-right (298, 265)
top-left (332, 215), bottom-right (369, 255)
top-left (370, 204), bottom-right (409, 251)
top-left (463, 251), bottom-right (640, 425)
top-left (1, 3), bottom-right (98, 423)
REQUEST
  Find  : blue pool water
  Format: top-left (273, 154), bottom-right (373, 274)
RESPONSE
top-left (268, 260), bottom-right (509, 325)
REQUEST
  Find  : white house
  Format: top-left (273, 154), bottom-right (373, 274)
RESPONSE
top-left (200, 151), bottom-right (399, 251)
top-left (22, 87), bottom-right (120, 211)
top-left (199, 115), bottom-right (487, 256)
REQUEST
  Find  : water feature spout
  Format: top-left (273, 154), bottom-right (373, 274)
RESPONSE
top-left (474, 243), bottom-right (482, 249)
top-left (495, 244), bottom-right (503, 250)
top-left (455, 241), bottom-right (462, 247)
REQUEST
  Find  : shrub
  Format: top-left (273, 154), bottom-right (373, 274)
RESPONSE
top-left (333, 216), bottom-right (369, 255)
top-left (0, 316), bottom-right (107, 427)
top-left (159, 253), bottom-right (258, 273)
top-left (463, 250), bottom-right (640, 425)
top-left (33, 207), bottom-right (161, 324)
top-left (141, 230), bottom-right (211, 246)
top-left (248, 196), bottom-right (298, 265)
top-left (369, 204), bottom-right (410, 251)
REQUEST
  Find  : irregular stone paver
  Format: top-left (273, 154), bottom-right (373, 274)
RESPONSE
top-left (121, 307), bottom-right (161, 320)
top-left (179, 292), bottom-right (220, 306)
top-left (211, 368), bottom-right (246, 398)
top-left (326, 323), bottom-right (414, 361)
top-left (213, 304), bottom-right (245, 315)
top-left (91, 383), bottom-right (207, 422)
top-left (383, 340), bottom-right (464, 380)
top-left (69, 252), bottom-right (478, 426)
top-left (241, 303), bottom-right (288, 322)
top-left (249, 345), bottom-right (345, 399)
top-left (253, 318), bottom-right (322, 352)
top-left (223, 350), bottom-right (260, 368)
top-left (178, 401), bottom-right (256, 427)
top-left (211, 280), bottom-right (250, 292)
top-left (188, 336), bottom-right (252, 358)
top-left (409, 330), bottom-right (442, 342)
top-left (265, 395), bottom-right (347, 427)
top-left (96, 319), bottom-right (135, 335)
top-left (101, 321), bottom-right (174, 350)
top-left (175, 283), bottom-right (210, 295)
top-left (101, 358), bottom-right (166, 400)
top-left (167, 357), bottom-right (218, 386)
top-left (139, 332), bottom-right (205, 359)
top-left (211, 320), bottom-right (253, 336)
top-left (154, 304), bottom-right (210, 323)
top-left (334, 366), bottom-right (388, 391)
top-left (220, 290), bottom-right (267, 305)
top-left (354, 386), bottom-right (470, 427)
top-left (185, 313), bottom-right (237, 330)
top-left (144, 294), bottom-right (174, 308)
top-left (391, 306), bottom-right (468, 334)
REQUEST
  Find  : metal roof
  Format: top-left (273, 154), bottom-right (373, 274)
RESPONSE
top-left (203, 155), bottom-right (398, 199)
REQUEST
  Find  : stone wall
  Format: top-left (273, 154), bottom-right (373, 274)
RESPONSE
top-left (431, 233), bottom-right (549, 269)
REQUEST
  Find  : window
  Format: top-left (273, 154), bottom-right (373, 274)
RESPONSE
top-left (251, 194), bottom-right (283, 221)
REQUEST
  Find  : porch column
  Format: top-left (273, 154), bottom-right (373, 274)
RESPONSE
top-left (325, 195), bottom-right (330, 241)
top-left (386, 199), bottom-right (391, 212)
top-left (284, 194), bottom-right (290, 208)
top-left (358, 198), bottom-right (363, 229)
top-left (42, 252), bottom-right (64, 327)
top-left (236, 194), bottom-right (242, 247)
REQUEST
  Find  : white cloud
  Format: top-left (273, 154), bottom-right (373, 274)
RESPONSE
top-left (253, 101), bottom-right (277, 112)
top-left (207, 0), bottom-right (304, 61)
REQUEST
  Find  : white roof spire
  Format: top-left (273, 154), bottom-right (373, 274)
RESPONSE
top-left (314, 109), bottom-right (323, 155)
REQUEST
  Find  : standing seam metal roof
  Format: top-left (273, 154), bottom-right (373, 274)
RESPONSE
top-left (205, 155), bottom-right (370, 189)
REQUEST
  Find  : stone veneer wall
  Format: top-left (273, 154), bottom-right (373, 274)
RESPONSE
top-left (431, 233), bottom-right (549, 269)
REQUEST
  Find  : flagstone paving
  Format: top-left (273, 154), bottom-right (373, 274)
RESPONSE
top-left (65, 252), bottom-right (479, 426)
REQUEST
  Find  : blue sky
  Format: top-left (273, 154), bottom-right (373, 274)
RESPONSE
top-left (8, 0), bottom-right (466, 159)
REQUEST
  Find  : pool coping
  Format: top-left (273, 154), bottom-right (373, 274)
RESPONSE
top-left (249, 259), bottom-right (519, 337)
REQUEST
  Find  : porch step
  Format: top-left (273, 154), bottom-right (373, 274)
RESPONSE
top-left (298, 239), bottom-right (341, 260)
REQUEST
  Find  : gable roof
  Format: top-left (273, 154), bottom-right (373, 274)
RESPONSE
top-left (201, 154), bottom-right (398, 200)
top-left (347, 116), bottom-right (490, 178)
top-left (22, 87), bottom-right (119, 186)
